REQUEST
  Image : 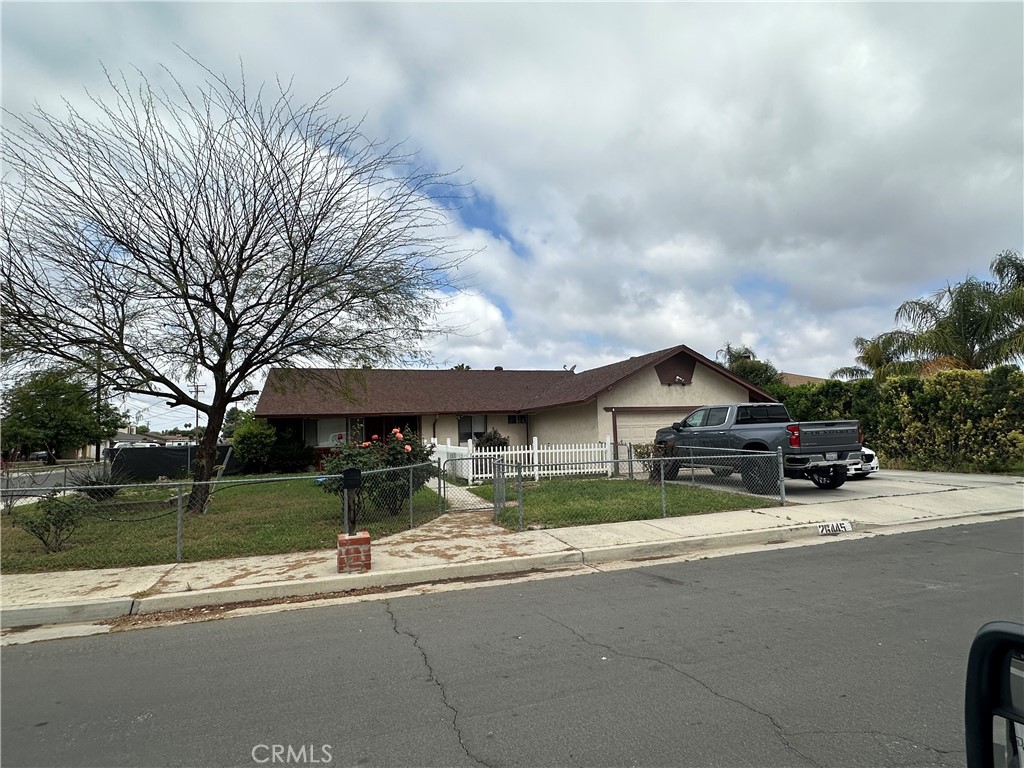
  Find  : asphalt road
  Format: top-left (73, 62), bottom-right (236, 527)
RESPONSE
top-left (2, 518), bottom-right (1022, 768)
top-left (781, 467), bottom-right (1023, 504)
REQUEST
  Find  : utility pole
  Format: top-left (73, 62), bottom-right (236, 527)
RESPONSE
top-left (188, 382), bottom-right (206, 479)
top-left (189, 382), bottom-right (206, 443)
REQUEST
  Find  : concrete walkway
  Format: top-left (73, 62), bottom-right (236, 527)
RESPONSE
top-left (2, 476), bottom-right (1021, 637)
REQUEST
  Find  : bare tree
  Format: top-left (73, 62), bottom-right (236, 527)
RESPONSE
top-left (1, 61), bottom-right (465, 511)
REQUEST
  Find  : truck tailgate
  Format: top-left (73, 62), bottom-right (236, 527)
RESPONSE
top-left (797, 420), bottom-right (860, 452)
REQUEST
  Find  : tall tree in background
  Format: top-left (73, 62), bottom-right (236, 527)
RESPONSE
top-left (1, 60), bottom-right (465, 510)
top-left (715, 342), bottom-right (758, 368)
top-left (882, 250), bottom-right (1024, 373)
top-left (715, 342), bottom-right (782, 389)
top-left (220, 407), bottom-right (251, 440)
top-left (1, 371), bottom-right (122, 463)
top-left (829, 334), bottom-right (921, 381)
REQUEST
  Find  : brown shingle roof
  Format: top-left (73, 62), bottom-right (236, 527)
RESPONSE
top-left (780, 372), bottom-right (829, 386)
top-left (254, 345), bottom-right (775, 417)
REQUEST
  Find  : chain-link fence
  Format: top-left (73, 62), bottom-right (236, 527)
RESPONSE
top-left (1, 463), bottom-right (444, 568)
top-left (491, 448), bottom-right (784, 531)
top-left (617, 445), bottom-right (785, 499)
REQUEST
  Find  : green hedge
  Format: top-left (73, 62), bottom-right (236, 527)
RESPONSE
top-left (769, 366), bottom-right (1024, 473)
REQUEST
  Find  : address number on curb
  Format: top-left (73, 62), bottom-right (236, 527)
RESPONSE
top-left (818, 521), bottom-right (853, 536)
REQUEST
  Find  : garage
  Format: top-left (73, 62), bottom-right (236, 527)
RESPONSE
top-left (613, 410), bottom-right (694, 445)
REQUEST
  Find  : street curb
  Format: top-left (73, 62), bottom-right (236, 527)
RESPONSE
top-left (578, 523), bottom-right (825, 565)
top-left (133, 550), bottom-right (585, 615)
top-left (0, 597), bottom-right (136, 629)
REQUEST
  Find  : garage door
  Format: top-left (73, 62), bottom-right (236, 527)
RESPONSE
top-left (616, 412), bottom-right (686, 445)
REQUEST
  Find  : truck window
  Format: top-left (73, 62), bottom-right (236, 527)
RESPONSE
top-left (683, 410), bottom-right (706, 428)
top-left (705, 407), bottom-right (729, 427)
top-left (737, 404), bottom-right (790, 424)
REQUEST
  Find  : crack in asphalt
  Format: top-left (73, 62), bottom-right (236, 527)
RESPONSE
top-left (790, 728), bottom-right (958, 760)
top-left (538, 612), bottom-right (825, 768)
top-left (384, 601), bottom-right (491, 768)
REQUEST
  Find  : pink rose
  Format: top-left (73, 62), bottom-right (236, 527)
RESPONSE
top-left (361, 442), bottom-right (371, 448)
top-left (392, 428), bottom-right (400, 434)
top-left (395, 433), bottom-right (403, 440)
top-left (372, 434), bottom-right (379, 440)
top-left (404, 444), bottom-right (412, 453)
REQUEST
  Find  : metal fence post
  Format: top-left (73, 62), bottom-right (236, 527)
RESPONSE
top-left (777, 447), bottom-right (786, 506)
top-left (343, 488), bottom-right (350, 536)
top-left (627, 443), bottom-right (634, 481)
top-left (516, 462), bottom-right (524, 531)
top-left (409, 465), bottom-right (414, 529)
top-left (437, 458), bottom-right (444, 515)
top-left (660, 458), bottom-right (667, 518)
top-left (176, 483), bottom-right (184, 562)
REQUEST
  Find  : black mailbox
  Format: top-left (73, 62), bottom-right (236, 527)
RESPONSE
top-left (341, 468), bottom-right (362, 490)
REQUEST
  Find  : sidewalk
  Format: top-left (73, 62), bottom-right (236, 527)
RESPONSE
top-left (2, 481), bottom-right (1021, 634)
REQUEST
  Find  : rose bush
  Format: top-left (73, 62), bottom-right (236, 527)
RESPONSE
top-left (320, 427), bottom-right (435, 522)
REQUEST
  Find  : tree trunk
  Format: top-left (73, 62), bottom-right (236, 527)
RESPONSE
top-left (186, 406), bottom-right (227, 514)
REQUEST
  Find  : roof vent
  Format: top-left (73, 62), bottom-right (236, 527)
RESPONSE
top-left (494, 366), bottom-right (503, 371)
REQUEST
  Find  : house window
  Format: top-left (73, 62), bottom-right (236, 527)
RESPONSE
top-left (507, 415), bottom-right (528, 425)
top-left (458, 415), bottom-right (487, 443)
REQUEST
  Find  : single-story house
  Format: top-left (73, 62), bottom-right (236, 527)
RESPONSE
top-left (254, 345), bottom-right (774, 448)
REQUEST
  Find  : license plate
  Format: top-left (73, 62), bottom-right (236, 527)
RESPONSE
top-left (825, 452), bottom-right (838, 461)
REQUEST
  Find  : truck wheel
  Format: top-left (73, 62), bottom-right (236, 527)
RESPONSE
top-left (809, 466), bottom-right (847, 490)
top-left (651, 445), bottom-right (680, 482)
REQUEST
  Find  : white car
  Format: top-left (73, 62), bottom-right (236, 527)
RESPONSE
top-left (849, 446), bottom-right (880, 478)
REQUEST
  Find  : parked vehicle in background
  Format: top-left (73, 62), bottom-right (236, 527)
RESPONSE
top-left (27, 451), bottom-right (48, 461)
top-left (849, 446), bottom-right (879, 478)
top-left (654, 402), bottom-right (862, 490)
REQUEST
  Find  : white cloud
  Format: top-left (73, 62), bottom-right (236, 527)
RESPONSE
top-left (3, 1), bottom-right (1021, 432)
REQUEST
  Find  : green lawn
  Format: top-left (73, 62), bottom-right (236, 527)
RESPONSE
top-left (468, 476), bottom-right (778, 529)
top-left (1, 476), bottom-right (442, 573)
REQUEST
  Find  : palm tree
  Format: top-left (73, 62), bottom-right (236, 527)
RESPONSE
top-left (885, 250), bottom-right (1024, 371)
top-left (450, 363), bottom-right (472, 370)
top-left (830, 334), bottom-right (921, 381)
top-left (715, 342), bottom-right (757, 367)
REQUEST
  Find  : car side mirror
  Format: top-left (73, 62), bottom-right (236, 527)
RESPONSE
top-left (965, 621), bottom-right (1024, 768)
top-left (671, 422), bottom-right (682, 431)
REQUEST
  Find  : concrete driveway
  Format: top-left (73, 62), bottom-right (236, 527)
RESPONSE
top-left (783, 468), bottom-right (1023, 505)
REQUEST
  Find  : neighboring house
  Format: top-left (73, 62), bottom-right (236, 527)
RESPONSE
top-left (254, 345), bottom-right (774, 448)
top-left (108, 431), bottom-right (169, 447)
top-left (779, 372), bottom-right (829, 387)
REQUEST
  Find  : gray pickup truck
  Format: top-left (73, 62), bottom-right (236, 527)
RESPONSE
top-left (654, 402), bottom-right (862, 490)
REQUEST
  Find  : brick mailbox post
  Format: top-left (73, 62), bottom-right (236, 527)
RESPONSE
top-left (337, 530), bottom-right (371, 573)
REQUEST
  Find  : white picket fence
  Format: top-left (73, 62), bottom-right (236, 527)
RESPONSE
top-left (429, 436), bottom-right (614, 484)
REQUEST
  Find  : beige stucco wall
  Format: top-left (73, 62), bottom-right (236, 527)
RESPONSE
top-left (530, 403), bottom-right (601, 444)
top-left (593, 365), bottom-right (753, 441)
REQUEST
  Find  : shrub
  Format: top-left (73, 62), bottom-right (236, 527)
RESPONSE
top-left (268, 441), bottom-right (317, 473)
top-left (233, 418), bottom-right (277, 472)
top-left (321, 427), bottom-right (436, 524)
top-left (69, 463), bottom-right (134, 500)
top-left (13, 493), bottom-right (92, 552)
top-left (475, 429), bottom-right (510, 449)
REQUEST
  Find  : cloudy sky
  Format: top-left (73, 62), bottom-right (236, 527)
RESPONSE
top-left (3, 2), bottom-right (1021, 429)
